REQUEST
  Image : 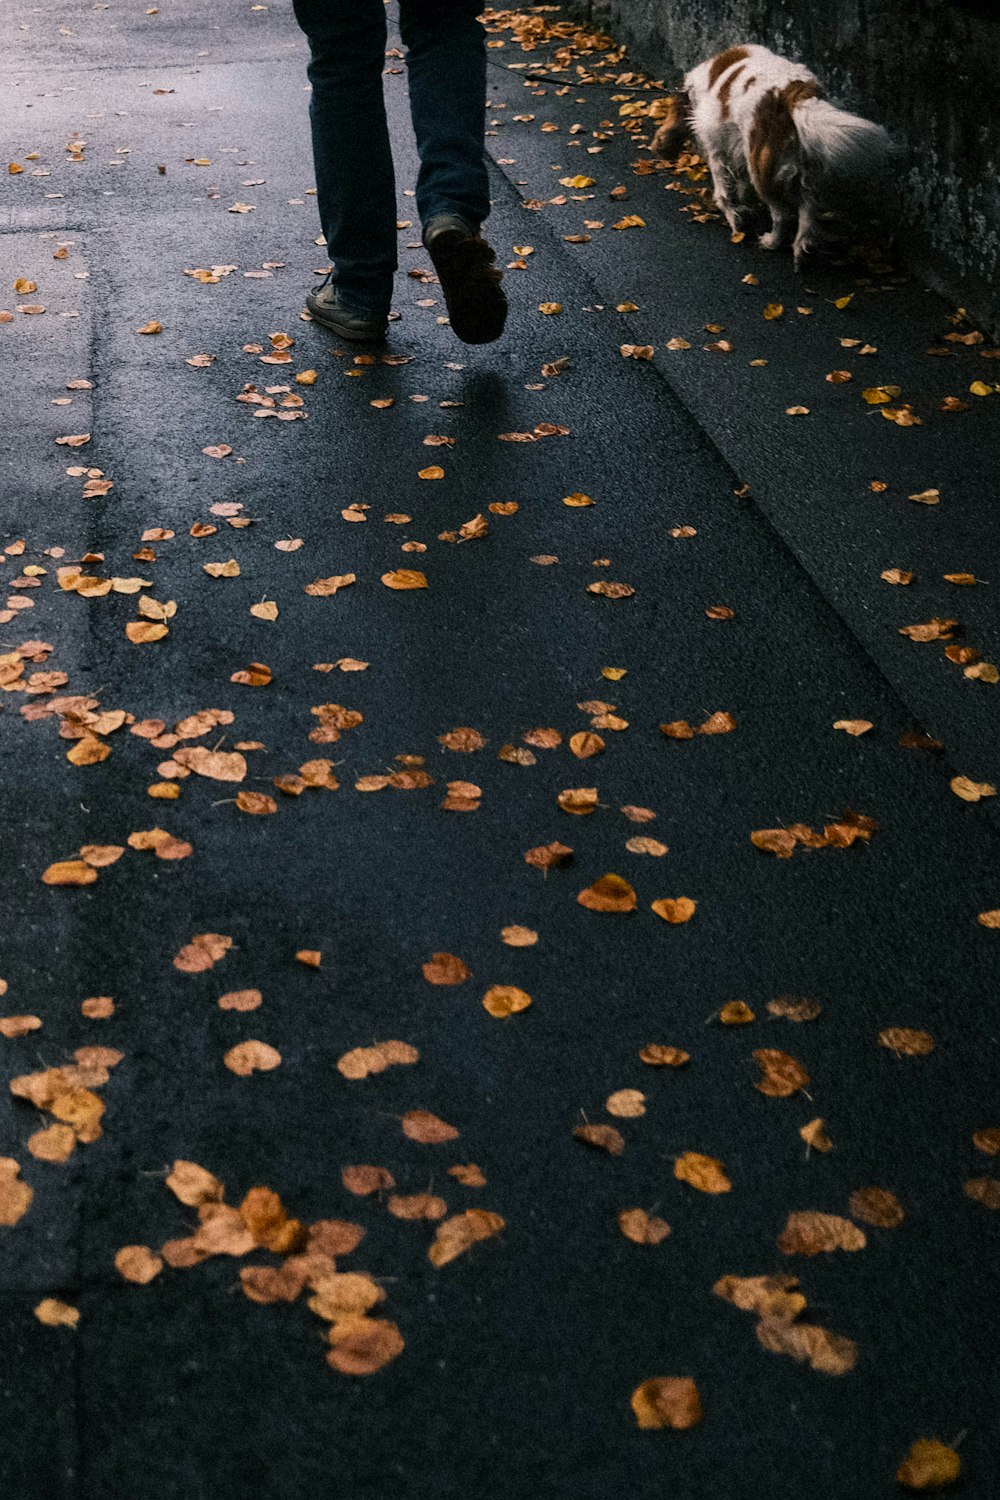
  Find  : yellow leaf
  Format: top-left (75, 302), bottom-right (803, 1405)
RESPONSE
top-left (538, 302), bottom-right (563, 315)
top-left (763, 303), bottom-right (783, 320)
top-left (135, 320), bottom-right (162, 335)
top-left (125, 621), bottom-right (168, 643)
top-left (381, 569), bottom-right (428, 590)
top-left (418, 465), bottom-right (444, 480)
top-left (34, 1298), bottom-right (79, 1328)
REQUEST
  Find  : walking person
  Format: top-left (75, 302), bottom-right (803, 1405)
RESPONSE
top-left (292, 0), bottom-right (508, 345)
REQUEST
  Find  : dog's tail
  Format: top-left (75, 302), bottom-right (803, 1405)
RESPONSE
top-left (792, 98), bottom-right (895, 179)
top-left (650, 91), bottom-right (691, 160)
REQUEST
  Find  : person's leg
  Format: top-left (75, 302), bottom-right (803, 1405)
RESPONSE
top-left (398, 0), bottom-right (506, 344)
top-left (398, 0), bottom-right (491, 231)
top-left (292, 0), bottom-right (396, 317)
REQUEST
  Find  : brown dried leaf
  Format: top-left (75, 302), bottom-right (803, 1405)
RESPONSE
top-left (382, 569), bottom-right (428, 590)
top-left (896, 1439), bottom-right (962, 1491)
top-left (482, 985), bottom-right (532, 1018)
top-left (34, 1298), bottom-right (79, 1328)
top-left (800, 1118), bottom-right (833, 1152)
top-left (173, 746), bottom-right (246, 783)
top-left (387, 1193), bottom-right (448, 1221)
top-left (524, 841), bottom-right (573, 870)
top-left (753, 1049), bottom-right (810, 1098)
top-left (27, 1123), bottom-right (76, 1162)
top-left (42, 859), bottom-right (98, 887)
top-left (756, 1318), bottom-right (857, 1375)
top-left (639, 1044), bottom-right (690, 1068)
top-left (223, 1040), bottom-right (282, 1076)
top-left (719, 1001), bottom-right (755, 1026)
top-left (428, 1208), bottom-right (504, 1267)
top-left (402, 1109), bottom-right (458, 1144)
top-left (0, 1157), bottom-right (33, 1224)
top-left (630, 1377), bottom-right (702, 1430)
top-left (964, 1177), bottom-right (1000, 1209)
top-left (879, 1027), bottom-right (934, 1056)
top-left (606, 1089), bottom-right (646, 1118)
top-left (577, 873), bottom-right (637, 913)
top-left (341, 1165), bottom-right (395, 1196)
top-left (849, 1187), bottom-right (904, 1227)
top-left (713, 1274), bottom-right (806, 1322)
top-left (777, 1211), bottom-right (866, 1256)
top-left (651, 897), bottom-right (696, 924)
top-left (574, 1123), bottom-right (625, 1155)
top-left (173, 932), bottom-right (233, 973)
top-left (326, 1316), bottom-right (405, 1375)
top-left (115, 1245), bottom-right (164, 1284)
top-left (674, 1151), bottom-right (730, 1194)
top-left (422, 952), bottom-right (470, 986)
top-left (618, 1208), bottom-right (671, 1244)
top-left (304, 573), bottom-right (356, 597)
top-left (240, 1186), bottom-right (306, 1253)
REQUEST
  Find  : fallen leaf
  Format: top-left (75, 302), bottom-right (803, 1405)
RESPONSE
top-left (753, 1049), bottom-right (810, 1098)
top-left (166, 1160), bottom-right (224, 1206)
top-left (719, 1001), bottom-right (755, 1026)
top-left (896, 1439), bottom-right (962, 1491)
top-left (34, 1298), bottom-right (79, 1328)
top-left (651, 897), bottom-right (696, 924)
top-left (41, 859), bottom-right (97, 887)
top-left (525, 841), bottom-right (573, 870)
top-left (577, 873), bottom-right (637, 913)
top-left (341, 1165), bottom-right (395, 1196)
top-left (833, 719), bottom-right (873, 736)
top-left (382, 569), bottom-right (428, 590)
top-left (618, 1208), bottom-right (671, 1244)
top-left (963, 1177), bottom-right (1000, 1209)
top-left (402, 1109), bottom-right (458, 1144)
top-left (173, 933), bottom-right (233, 973)
top-left (223, 1041), bottom-right (281, 1076)
top-left (173, 747), bottom-right (246, 782)
top-left (606, 1088), bottom-right (645, 1117)
top-left (218, 989), bottom-right (263, 1012)
top-left (755, 1318), bottom-right (857, 1375)
top-left (639, 1044), bottom-right (689, 1067)
top-left (387, 1193), bottom-right (448, 1221)
top-left (326, 1317), bottom-right (405, 1375)
top-left (115, 1245), bottom-right (164, 1284)
top-left (713, 1273), bottom-right (806, 1322)
top-left (879, 1027), bottom-right (934, 1056)
top-left (482, 985), bottom-right (532, 1018)
top-left (573, 1123), bottom-right (625, 1155)
top-left (428, 1208), bottom-right (504, 1267)
top-left (800, 1118), bottom-right (832, 1152)
top-left (849, 1187), bottom-right (904, 1227)
top-left (422, 952), bottom-right (470, 986)
top-left (0, 1158), bottom-right (34, 1224)
top-left (777, 1211), bottom-right (866, 1255)
top-left (630, 1377), bottom-right (702, 1430)
top-left (674, 1152), bottom-right (730, 1193)
top-left (304, 573), bottom-right (356, 596)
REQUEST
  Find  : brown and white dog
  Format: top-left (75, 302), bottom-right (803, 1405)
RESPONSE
top-left (652, 45), bottom-right (894, 266)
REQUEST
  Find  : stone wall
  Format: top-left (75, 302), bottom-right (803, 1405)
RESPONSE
top-left (570, 0), bottom-right (1000, 330)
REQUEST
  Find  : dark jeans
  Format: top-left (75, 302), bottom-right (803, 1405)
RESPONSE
top-left (292, 0), bottom-right (491, 316)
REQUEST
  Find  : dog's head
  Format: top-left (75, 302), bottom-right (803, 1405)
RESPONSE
top-left (650, 91), bottom-right (692, 160)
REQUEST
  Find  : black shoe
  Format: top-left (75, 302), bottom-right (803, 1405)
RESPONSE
top-left (305, 278), bottom-right (388, 342)
top-left (423, 214), bottom-right (508, 346)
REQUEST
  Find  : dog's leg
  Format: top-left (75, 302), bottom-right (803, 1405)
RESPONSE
top-left (792, 188), bottom-right (821, 269)
top-left (758, 207), bottom-right (795, 251)
top-left (706, 150), bottom-right (747, 234)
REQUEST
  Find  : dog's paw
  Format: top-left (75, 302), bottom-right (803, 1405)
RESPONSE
top-left (758, 230), bottom-right (782, 251)
top-left (792, 239), bottom-right (814, 270)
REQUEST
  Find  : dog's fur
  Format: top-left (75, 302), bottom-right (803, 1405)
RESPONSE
top-left (652, 45), bottom-right (894, 266)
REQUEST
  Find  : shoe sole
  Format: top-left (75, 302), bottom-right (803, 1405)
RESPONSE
top-left (426, 230), bottom-right (508, 345)
top-left (305, 294), bottom-right (387, 342)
